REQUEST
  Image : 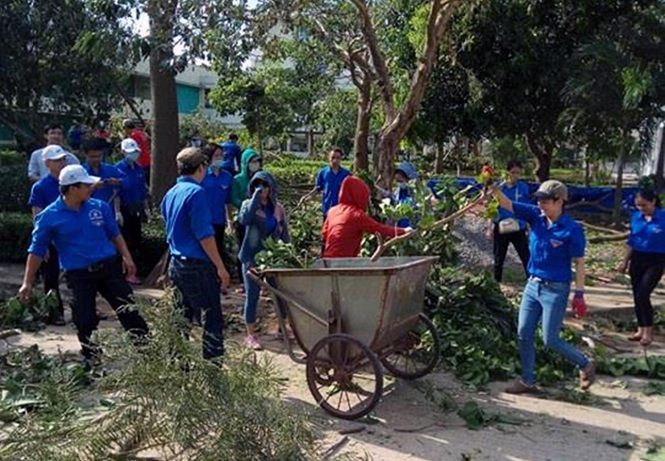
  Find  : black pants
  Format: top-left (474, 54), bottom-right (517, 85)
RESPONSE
top-left (120, 209), bottom-right (142, 260)
top-left (66, 257), bottom-right (149, 358)
top-left (629, 251), bottom-right (665, 327)
top-left (169, 257), bottom-right (224, 359)
top-left (41, 244), bottom-right (64, 318)
top-left (493, 225), bottom-right (530, 282)
top-left (233, 221), bottom-right (246, 282)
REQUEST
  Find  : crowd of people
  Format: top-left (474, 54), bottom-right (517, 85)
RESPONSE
top-left (15, 122), bottom-right (665, 390)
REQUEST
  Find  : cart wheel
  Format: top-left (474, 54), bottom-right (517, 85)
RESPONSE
top-left (306, 333), bottom-right (383, 420)
top-left (381, 313), bottom-right (440, 380)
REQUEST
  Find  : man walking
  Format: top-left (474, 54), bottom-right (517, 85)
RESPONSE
top-left (19, 165), bottom-right (149, 365)
top-left (28, 123), bottom-right (79, 182)
top-left (221, 133), bottom-right (242, 175)
top-left (161, 147), bottom-right (230, 361)
top-left (27, 145), bottom-right (71, 325)
top-left (298, 147), bottom-right (351, 216)
top-left (116, 138), bottom-right (150, 284)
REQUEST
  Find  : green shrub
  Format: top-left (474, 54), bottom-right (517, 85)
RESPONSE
top-left (0, 150), bottom-right (28, 167)
top-left (0, 164), bottom-right (31, 213)
top-left (0, 212), bottom-right (32, 262)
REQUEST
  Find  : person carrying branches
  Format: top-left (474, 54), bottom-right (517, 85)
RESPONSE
top-left (322, 176), bottom-right (411, 258)
top-left (486, 179), bottom-right (595, 393)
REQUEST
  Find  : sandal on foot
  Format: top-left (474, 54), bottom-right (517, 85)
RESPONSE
top-left (640, 337), bottom-right (652, 347)
top-left (580, 361), bottom-right (596, 390)
top-left (628, 333), bottom-right (642, 342)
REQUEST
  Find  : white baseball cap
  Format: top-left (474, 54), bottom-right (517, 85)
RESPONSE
top-left (121, 138), bottom-right (140, 153)
top-left (59, 165), bottom-right (100, 186)
top-left (42, 145), bottom-right (69, 161)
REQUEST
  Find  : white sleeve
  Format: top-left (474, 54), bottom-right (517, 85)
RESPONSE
top-left (27, 149), bottom-right (42, 178)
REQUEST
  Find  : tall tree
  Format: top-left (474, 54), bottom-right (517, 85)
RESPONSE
top-left (0, 0), bottom-right (134, 147)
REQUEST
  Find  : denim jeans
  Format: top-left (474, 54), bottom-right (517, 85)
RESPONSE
top-left (242, 262), bottom-right (260, 325)
top-left (518, 278), bottom-right (590, 385)
top-left (169, 257), bottom-right (224, 359)
top-left (66, 256), bottom-right (148, 358)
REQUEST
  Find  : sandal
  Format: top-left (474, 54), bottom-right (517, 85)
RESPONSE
top-left (580, 361), bottom-right (596, 391)
top-left (628, 333), bottom-right (642, 342)
top-left (640, 337), bottom-right (652, 347)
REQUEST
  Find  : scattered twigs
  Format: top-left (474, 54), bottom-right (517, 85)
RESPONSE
top-left (588, 232), bottom-right (630, 244)
top-left (580, 221), bottom-right (624, 235)
top-left (322, 435), bottom-right (349, 459)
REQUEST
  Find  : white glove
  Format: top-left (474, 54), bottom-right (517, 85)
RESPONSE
top-left (115, 212), bottom-right (124, 227)
top-left (405, 226), bottom-right (415, 233)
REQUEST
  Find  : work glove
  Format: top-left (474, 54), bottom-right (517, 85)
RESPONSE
top-left (115, 211), bottom-right (124, 227)
top-left (572, 291), bottom-right (587, 318)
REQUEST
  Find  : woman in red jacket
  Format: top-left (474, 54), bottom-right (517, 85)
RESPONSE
top-left (322, 176), bottom-right (409, 258)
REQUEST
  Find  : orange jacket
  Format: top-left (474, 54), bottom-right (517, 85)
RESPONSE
top-left (322, 176), bottom-right (406, 258)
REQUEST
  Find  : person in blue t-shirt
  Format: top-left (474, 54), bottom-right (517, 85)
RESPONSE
top-left (617, 189), bottom-right (665, 347)
top-left (488, 179), bottom-right (594, 394)
top-left (161, 147), bottom-right (231, 361)
top-left (19, 165), bottom-right (148, 365)
top-left (298, 148), bottom-right (351, 216)
top-left (201, 144), bottom-right (234, 276)
top-left (27, 145), bottom-right (70, 325)
top-left (220, 133), bottom-right (243, 175)
top-left (83, 139), bottom-right (125, 222)
top-left (116, 138), bottom-right (150, 285)
top-left (485, 160), bottom-right (531, 282)
top-left (377, 162), bottom-right (419, 228)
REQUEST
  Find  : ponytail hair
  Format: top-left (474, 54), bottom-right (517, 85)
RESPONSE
top-left (637, 188), bottom-right (662, 208)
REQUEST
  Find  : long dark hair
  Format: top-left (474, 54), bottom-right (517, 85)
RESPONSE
top-left (637, 188), bottom-right (662, 208)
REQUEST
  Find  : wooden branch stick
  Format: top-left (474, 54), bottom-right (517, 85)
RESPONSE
top-left (580, 221), bottom-right (624, 235)
top-left (588, 232), bottom-right (630, 244)
top-left (370, 192), bottom-right (486, 261)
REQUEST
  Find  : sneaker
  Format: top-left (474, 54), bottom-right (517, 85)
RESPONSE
top-left (244, 334), bottom-right (263, 351)
top-left (504, 379), bottom-right (536, 395)
top-left (580, 361), bottom-right (596, 390)
top-left (126, 275), bottom-right (141, 285)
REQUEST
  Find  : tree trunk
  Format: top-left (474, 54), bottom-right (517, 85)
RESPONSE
top-left (657, 122), bottom-right (665, 193)
top-left (353, 81), bottom-right (371, 172)
top-left (613, 133), bottom-right (626, 225)
top-left (148, 0), bottom-right (180, 203)
top-left (376, 130), bottom-right (400, 188)
top-left (307, 127), bottom-right (314, 157)
top-left (525, 134), bottom-right (553, 182)
top-left (434, 142), bottom-right (445, 174)
top-left (584, 150), bottom-right (591, 187)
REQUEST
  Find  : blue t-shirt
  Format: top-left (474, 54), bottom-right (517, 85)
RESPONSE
top-left (221, 141), bottom-right (242, 172)
top-left (28, 174), bottom-right (60, 210)
top-left (115, 159), bottom-right (147, 206)
top-left (316, 166), bottom-right (351, 215)
top-left (512, 202), bottom-right (586, 283)
top-left (496, 181), bottom-right (530, 230)
top-left (28, 197), bottom-right (120, 271)
top-left (201, 167), bottom-right (233, 225)
top-left (161, 176), bottom-right (215, 262)
top-left (628, 208), bottom-right (665, 254)
top-left (84, 162), bottom-right (125, 203)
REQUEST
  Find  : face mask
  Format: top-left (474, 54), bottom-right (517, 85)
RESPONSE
top-left (248, 161), bottom-right (260, 173)
top-left (125, 152), bottom-right (139, 163)
top-left (212, 159), bottom-right (224, 168)
top-left (397, 182), bottom-right (408, 190)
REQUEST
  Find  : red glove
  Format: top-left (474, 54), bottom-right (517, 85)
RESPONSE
top-left (572, 291), bottom-right (587, 318)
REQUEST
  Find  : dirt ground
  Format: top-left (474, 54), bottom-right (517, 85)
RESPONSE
top-left (1, 264), bottom-right (665, 461)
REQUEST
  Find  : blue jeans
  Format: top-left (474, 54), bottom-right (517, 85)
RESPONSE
top-left (242, 262), bottom-right (261, 325)
top-left (518, 278), bottom-right (589, 385)
top-left (169, 257), bottom-right (224, 359)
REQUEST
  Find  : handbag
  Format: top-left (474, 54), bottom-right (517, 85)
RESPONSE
top-left (499, 218), bottom-right (520, 234)
top-left (498, 183), bottom-right (521, 234)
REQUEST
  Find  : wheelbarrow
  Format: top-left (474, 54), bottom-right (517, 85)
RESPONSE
top-left (246, 256), bottom-right (441, 420)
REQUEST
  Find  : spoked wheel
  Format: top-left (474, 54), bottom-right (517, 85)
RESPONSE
top-left (381, 313), bottom-right (441, 380)
top-left (306, 333), bottom-right (383, 420)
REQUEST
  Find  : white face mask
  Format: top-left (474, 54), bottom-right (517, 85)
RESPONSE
top-left (125, 152), bottom-right (139, 163)
top-left (397, 182), bottom-right (408, 190)
top-left (248, 160), bottom-right (260, 173)
top-left (211, 159), bottom-right (224, 168)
